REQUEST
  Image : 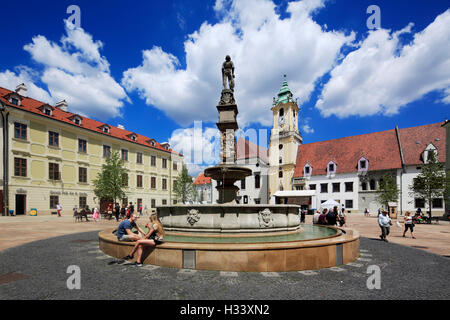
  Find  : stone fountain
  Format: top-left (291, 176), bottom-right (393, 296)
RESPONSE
top-left (98, 55), bottom-right (360, 271)
top-left (157, 55), bottom-right (301, 233)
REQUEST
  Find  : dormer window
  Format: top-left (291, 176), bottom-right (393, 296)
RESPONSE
top-left (99, 125), bottom-right (110, 134)
top-left (37, 104), bottom-right (54, 116)
top-left (70, 115), bottom-right (82, 126)
top-left (423, 143), bottom-right (437, 164)
top-left (147, 139), bottom-right (156, 147)
top-left (161, 142), bottom-right (170, 150)
top-left (358, 157), bottom-right (369, 172)
top-left (327, 161), bottom-right (337, 175)
top-left (127, 133), bottom-right (137, 142)
top-left (304, 163), bottom-right (312, 177)
top-left (11, 98), bottom-right (19, 106)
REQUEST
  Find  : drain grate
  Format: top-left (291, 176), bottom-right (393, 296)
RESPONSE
top-left (0, 272), bottom-right (29, 285)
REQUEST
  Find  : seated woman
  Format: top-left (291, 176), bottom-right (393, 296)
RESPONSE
top-left (122, 213), bottom-right (165, 267)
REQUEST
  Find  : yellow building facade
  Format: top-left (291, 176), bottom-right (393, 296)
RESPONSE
top-left (0, 85), bottom-right (183, 215)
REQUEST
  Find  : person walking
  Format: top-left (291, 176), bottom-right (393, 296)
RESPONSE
top-left (120, 203), bottom-right (126, 220)
top-left (114, 203), bottom-right (120, 222)
top-left (92, 207), bottom-right (100, 222)
top-left (378, 211), bottom-right (392, 242)
top-left (56, 203), bottom-right (62, 217)
top-left (364, 208), bottom-right (370, 217)
top-left (402, 211), bottom-right (416, 239)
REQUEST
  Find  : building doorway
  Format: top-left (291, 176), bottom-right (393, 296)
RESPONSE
top-left (15, 194), bottom-right (26, 215)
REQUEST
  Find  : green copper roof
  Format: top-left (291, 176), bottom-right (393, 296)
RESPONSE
top-left (275, 75), bottom-right (293, 105)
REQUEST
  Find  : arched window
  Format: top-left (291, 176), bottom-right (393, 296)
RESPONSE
top-left (279, 108), bottom-right (284, 117)
top-left (279, 170), bottom-right (283, 178)
top-left (369, 179), bottom-right (376, 190)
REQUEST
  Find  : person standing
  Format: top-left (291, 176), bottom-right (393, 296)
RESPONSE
top-left (300, 208), bottom-right (306, 223)
top-left (120, 203), bottom-right (126, 219)
top-left (56, 203), bottom-right (62, 217)
top-left (114, 203), bottom-right (120, 222)
top-left (378, 211), bottom-right (392, 242)
top-left (338, 208), bottom-right (346, 227)
top-left (402, 211), bottom-right (416, 239)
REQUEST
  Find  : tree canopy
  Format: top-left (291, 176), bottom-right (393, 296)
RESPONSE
top-left (93, 151), bottom-right (127, 204)
top-left (173, 165), bottom-right (196, 204)
top-left (376, 173), bottom-right (399, 210)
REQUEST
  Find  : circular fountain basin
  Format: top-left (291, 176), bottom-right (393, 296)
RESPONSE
top-left (99, 225), bottom-right (360, 272)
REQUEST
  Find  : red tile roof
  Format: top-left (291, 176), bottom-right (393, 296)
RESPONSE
top-left (294, 122), bottom-right (446, 177)
top-left (236, 137), bottom-right (269, 163)
top-left (194, 173), bottom-right (211, 185)
top-left (398, 122), bottom-right (446, 165)
top-left (0, 86), bottom-right (180, 156)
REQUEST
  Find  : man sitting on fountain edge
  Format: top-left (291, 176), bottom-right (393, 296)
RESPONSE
top-left (117, 212), bottom-right (145, 241)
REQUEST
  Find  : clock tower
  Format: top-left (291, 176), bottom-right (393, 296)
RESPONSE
top-left (269, 75), bottom-right (302, 199)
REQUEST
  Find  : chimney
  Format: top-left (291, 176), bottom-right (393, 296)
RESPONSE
top-left (55, 100), bottom-right (68, 112)
top-left (15, 83), bottom-right (27, 97)
top-left (117, 124), bottom-right (125, 130)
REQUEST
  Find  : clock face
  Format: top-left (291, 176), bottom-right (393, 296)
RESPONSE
top-left (278, 116), bottom-right (285, 125)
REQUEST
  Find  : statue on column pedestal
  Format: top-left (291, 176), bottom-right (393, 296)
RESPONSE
top-left (222, 55), bottom-right (235, 91)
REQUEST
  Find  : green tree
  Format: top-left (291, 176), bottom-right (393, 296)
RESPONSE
top-left (376, 173), bottom-right (399, 210)
top-left (173, 165), bottom-right (196, 204)
top-left (409, 151), bottom-right (447, 218)
top-left (93, 151), bottom-right (127, 205)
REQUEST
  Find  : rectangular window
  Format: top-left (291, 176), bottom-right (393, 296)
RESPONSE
top-left (305, 166), bottom-right (310, 174)
top-left (360, 160), bottom-right (366, 169)
top-left (122, 173), bottom-right (128, 187)
top-left (121, 149), bottom-right (128, 161)
top-left (79, 167), bottom-right (87, 183)
top-left (415, 198), bottom-right (425, 208)
top-left (14, 157), bottom-right (27, 177)
top-left (309, 184), bottom-right (316, 190)
top-left (328, 163), bottom-right (335, 172)
top-left (162, 178), bottom-right (167, 190)
top-left (332, 183), bottom-right (340, 193)
top-left (162, 199), bottom-right (167, 205)
top-left (151, 177), bottom-right (156, 189)
top-left (345, 182), bottom-right (353, 192)
top-left (79, 196), bottom-right (87, 209)
top-left (254, 198), bottom-right (261, 204)
top-left (173, 200), bottom-right (178, 205)
top-left (345, 200), bottom-right (353, 209)
top-left (11, 98), bottom-right (19, 106)
top-left (14, 123), bottom-right (27, 140)
top-left (49, 131), bottom-right (59, 147)
top-left (136, 152), bottom-right (143, 164)
top-left (173, 161), bottom-right (177, 171)
top-left (255, 174), bottom-right (260, 189)
top-left (49, 163), bottom-right (60, 180)
top-left (241, 179), bottom-right (246, 190)
top-left (432, 198), bottom-right (443, 208)
top-left (320, 183), bottom-right (328, 193)
top-left (361, 182), bottom-right (368, 191)
top-left (50, 196), bottom-right (59, 209)
top-left (151, 156), bottom-right (156, 166)
top-left (162, 158), bottom-right (167, 169)
top-left (78, 139), bottom-right (87, 153)
top-left (137, 175), bottom-right (143, 188)
top-left (103, 145), bottom-right (111, 158)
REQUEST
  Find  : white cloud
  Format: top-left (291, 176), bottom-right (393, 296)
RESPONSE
top-left (122, 0), bottom-right (354, 126)
top-left (1, 20), bottom-right (127, 119)
top-left (168, 123), bottom-right (221, 176)
top-left (0, 66), bottom-right (53, 103)
top-left (316, 10), bottom-right (450, 118)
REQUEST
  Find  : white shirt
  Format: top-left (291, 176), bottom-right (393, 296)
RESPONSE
top-left (56, 204), bottom-right (62, 210)
top-left (378, 214), bottom-right (391, 227)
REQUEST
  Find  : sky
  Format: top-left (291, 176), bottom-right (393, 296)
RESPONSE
top-left (0, 0), bottom-right (449, 176)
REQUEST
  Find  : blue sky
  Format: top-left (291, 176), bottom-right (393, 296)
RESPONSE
top-left (0, 0), bottom-right (448, 175)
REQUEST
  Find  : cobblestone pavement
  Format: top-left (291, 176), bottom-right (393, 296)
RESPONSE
top-left (1, 213), bottom-right (449, 256)
top-left (0, 230), bottom-right (449, 300)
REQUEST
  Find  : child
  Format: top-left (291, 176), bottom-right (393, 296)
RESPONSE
top-left (92, 207), bottom-right (100, 222)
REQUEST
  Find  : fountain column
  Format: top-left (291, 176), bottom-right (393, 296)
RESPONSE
top-left (204, 56), bottom-right (252, 203)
